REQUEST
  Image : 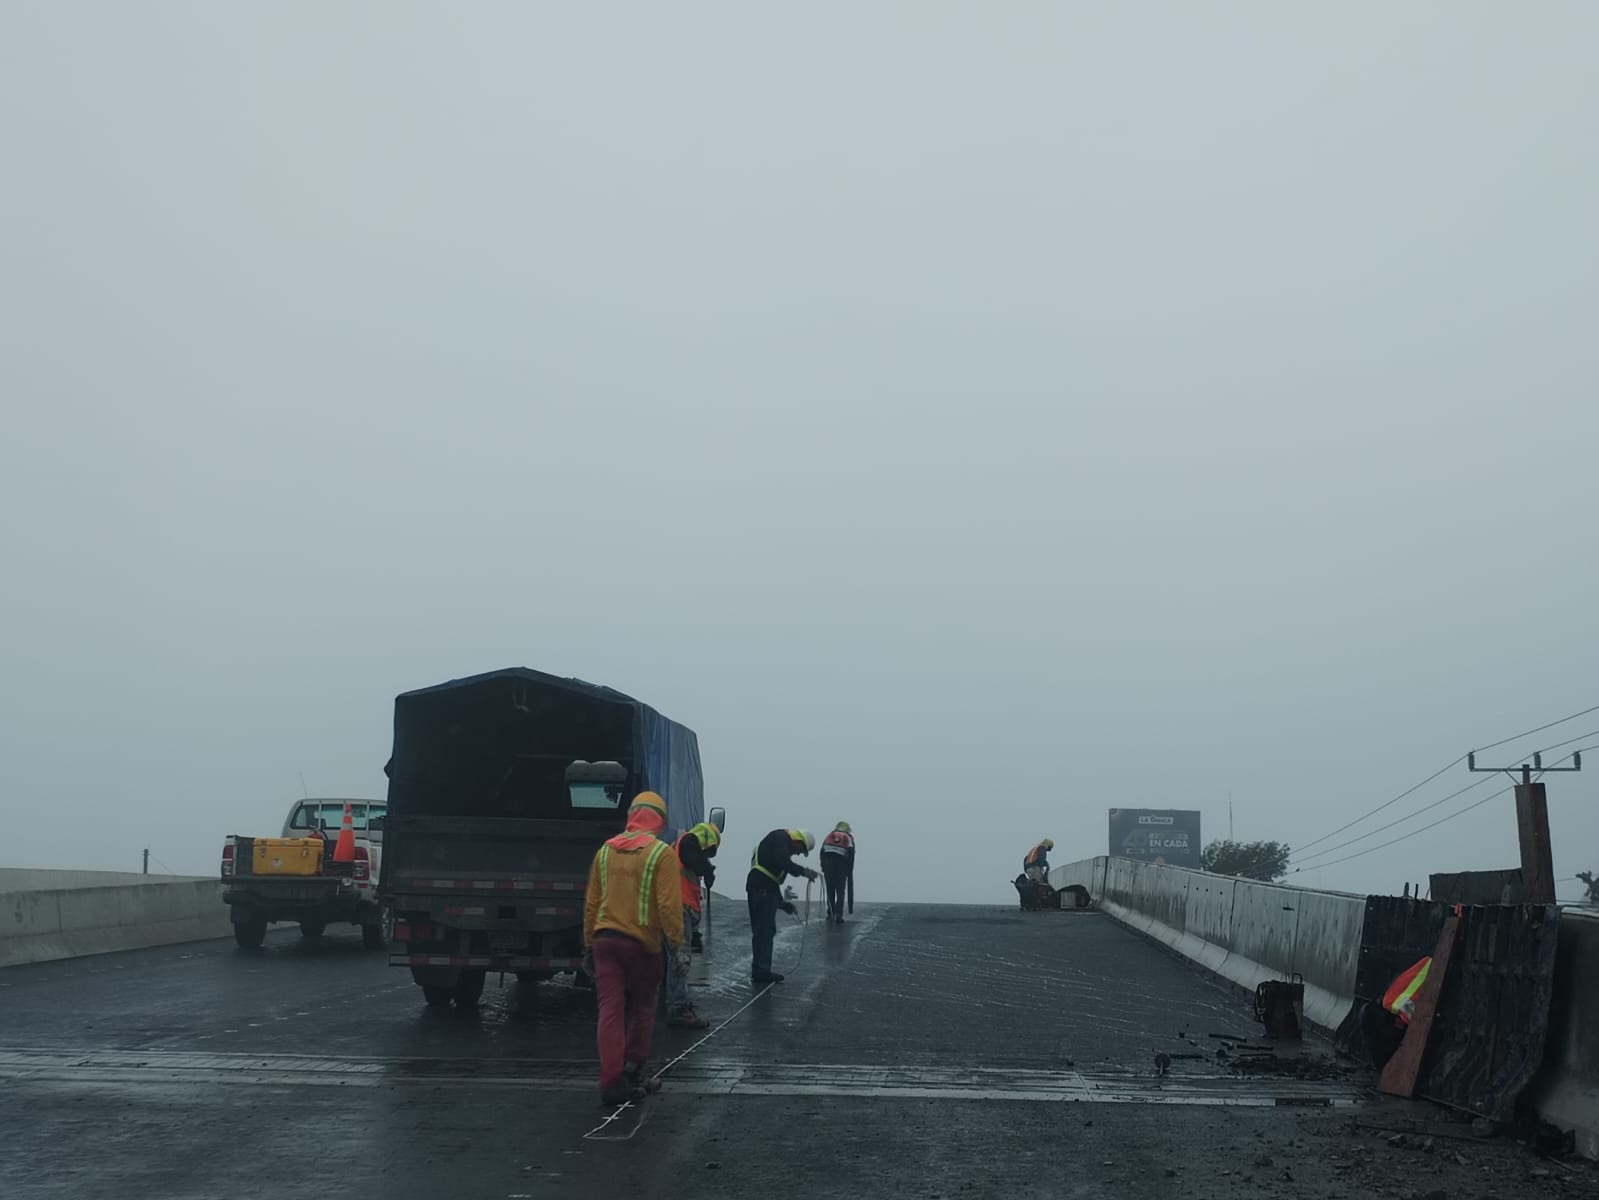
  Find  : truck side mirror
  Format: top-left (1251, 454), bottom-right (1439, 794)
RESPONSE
top-left (708, 806), bottom-right (726, 833)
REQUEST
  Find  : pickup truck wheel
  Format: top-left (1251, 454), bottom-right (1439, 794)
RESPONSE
top-left (233, 917), bottom-right (267, 950)
top-left (452, 969), bottom-right (486, 1008)
top-left (361, 908), bottom-right (392, 951)
top-left (299, 921), bottom-right (325, 940)
top-left (422, 985), bottom-right (453, 1008)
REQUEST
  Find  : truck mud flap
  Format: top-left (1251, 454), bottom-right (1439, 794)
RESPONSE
top-left (1340, 896), bottom-right (1559, 1122)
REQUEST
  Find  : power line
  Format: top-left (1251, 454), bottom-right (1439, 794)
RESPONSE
top-left (1290, 702), bottom-right (1599, 857)
top-left (1530, 727), bottom-right (1599, 758)
top-left (1289, 772), bottom-right (1500, 867)
top-left (1289, 784), bottom-right (1515, 875)
top-left (1291, 756), bottom-right (1466, 856)
top-left (1473, 703), bottom-right (1599, 754)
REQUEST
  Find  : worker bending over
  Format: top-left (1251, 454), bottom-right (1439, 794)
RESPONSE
top-left (1024, 838), bottom-right (1053, 884)
top-left (820, 821), bottom-right (855, 924)
top-left (582, 793), bottom-right (688, 1106)
top-left (746, 828), bottom-right (817, 984)
top-left (664, 821), bottom-right (720, 1029)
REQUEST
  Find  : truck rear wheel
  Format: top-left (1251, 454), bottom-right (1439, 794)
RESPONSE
top-left (299, 921), bottom-right (325, 940)
top-left (233, 917), bottom-right (267, 950)
top-left (422, 985), bottom-right (453, 1008)
top-left (452, 969), bottom-right (486, 1008)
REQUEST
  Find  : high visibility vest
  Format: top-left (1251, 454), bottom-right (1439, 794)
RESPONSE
top-left (822, 830), bottom-right (854, 854)
top-left (1024, 843), bottom-right (1048, 869)
top-left (596, 840), bottom-right (671, 926)
top-left (674, 831), bottom-right (705, 912)
top-left (751, 830), bottom-right (804, 883)
top-left (1382, 957), bottom-right (1432, 1025)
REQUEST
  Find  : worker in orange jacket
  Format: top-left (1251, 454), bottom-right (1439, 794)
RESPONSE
top-left (582, 792), bottom-right (686, 1105)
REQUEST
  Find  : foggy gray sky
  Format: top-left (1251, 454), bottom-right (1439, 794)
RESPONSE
top-left (2, 4), bottom-right (1596, 904)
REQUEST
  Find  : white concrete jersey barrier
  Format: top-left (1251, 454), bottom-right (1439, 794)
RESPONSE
top-left (1049, 856), bottom-right (1363, 1033)
top-left (1052, 856), bottom-right (1599, 1157)
top-left (0, 870), bottom-right (231, 968)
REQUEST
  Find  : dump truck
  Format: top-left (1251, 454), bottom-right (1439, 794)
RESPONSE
top-left (220, 798), bottom-right (388, 949)
top-left (379, 667), bottom-right (714, 1008)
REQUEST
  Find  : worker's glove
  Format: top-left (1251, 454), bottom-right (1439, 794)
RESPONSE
top-left (780, 901), bottom-right (798, 917)
top-left (702, 867), bottom-right (716, 889)
top-left (581, 946), bottom-right (595, 977)
top-left (673, 944), bottom-right (693, 974)
top-left (803, 867), bottom-right (820, 883)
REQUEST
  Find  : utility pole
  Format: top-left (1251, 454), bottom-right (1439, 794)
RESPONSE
top-left (1228, 794), bottom-right (1234, 842)
top-left (142, 848), bottom-right (149, 875)
top-left (1468, 750), bottom-right (1582, 905)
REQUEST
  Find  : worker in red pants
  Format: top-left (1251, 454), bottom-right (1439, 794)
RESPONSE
top-left (581, 792), bottom-right (688, 1105)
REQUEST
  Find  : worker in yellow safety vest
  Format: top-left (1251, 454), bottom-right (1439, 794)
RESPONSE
top-left (582, 793), bottom-right (686, 1105)
top-left (1360, 955), bottom-right (1432, 1068)
top-left (745, 828), bottom-right (817, 984)
top-left (1023, 838), bottom-right (1054, 884)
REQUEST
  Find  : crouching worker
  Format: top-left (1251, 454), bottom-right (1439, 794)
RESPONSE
top-left (582, 792), bottom-right (689, 1105)
top-left (1023, 838), bottom-right (1053, 884)
top-left (664, 821), bottom-right (720, 1029)
top-left (747, 828), bottom-right (817, 984)
top-left (1361, 956), bottom-right (1431, 1069)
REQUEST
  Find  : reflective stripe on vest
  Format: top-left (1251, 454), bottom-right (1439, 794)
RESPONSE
top-left (1383, 957), bottom-right (1431, 1023)
top-left (598, 840), bottom-right (671, 926)
top-left (751, 830), bottom-right (803, 884)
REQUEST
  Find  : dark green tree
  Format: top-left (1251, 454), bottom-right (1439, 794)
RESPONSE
top-left (1201, 839), bottom-right (1291, 882)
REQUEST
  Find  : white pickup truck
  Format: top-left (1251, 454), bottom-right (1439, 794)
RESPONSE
top-left (220, 799), bottom-right (389, 950)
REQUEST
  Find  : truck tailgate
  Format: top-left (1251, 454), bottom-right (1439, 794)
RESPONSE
top-left (382, 815), bottom-right (606, 894)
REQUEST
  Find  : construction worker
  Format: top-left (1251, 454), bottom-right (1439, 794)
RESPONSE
top-left (1361, 955), bottom-right (1431, 1068)
top-left (746, 828), bottom-right (817, 984)
top-left (820, 821), bottom-right (855, 924)
top-left (1023, 838), bottom-right (1054, 884)
top-left (582, 792), bottom-right (688, 1106)
top-left (664, 821), bottom-right (720, 1029)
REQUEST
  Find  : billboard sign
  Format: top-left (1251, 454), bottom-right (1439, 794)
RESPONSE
top-left (1108, 808), bottom-right (1202, 868)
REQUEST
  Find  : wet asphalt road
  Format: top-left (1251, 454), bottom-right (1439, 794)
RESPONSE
top-left (0, 902), bottom-right (1584, 1199)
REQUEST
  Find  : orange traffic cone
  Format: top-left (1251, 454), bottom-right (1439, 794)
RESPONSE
top-left (333, 802), bottom-right (356, 863)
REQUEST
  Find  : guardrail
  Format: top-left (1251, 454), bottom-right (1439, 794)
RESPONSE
top-left (0, 870), bottom-right (231, 968)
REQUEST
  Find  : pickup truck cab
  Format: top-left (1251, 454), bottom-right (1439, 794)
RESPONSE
top-left (221, 798), bottom-right (389, 950)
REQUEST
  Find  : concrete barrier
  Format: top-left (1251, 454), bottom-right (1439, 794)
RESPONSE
top-left (1050, 854), bottom-right (1599, 1156)
top-left (0, 871), bottom-right (231, 968)
top-left (1527, 910), bottom-right (1599, 1158)
top-left (1050, 856), bottom-right (1364, 1034)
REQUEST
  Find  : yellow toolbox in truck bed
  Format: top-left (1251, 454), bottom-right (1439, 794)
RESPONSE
top-left (250, 838), bottom-right (325, 876)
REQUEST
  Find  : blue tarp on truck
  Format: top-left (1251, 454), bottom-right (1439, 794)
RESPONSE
top-left (382, 666), bottom-right (704, 839)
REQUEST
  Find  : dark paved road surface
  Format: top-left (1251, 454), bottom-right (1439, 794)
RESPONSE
top-left (0, 902), bottom-right (1583, 1199)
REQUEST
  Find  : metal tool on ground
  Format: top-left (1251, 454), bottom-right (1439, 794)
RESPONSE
top-left (1255, 975), bottom-right (1305, 1039)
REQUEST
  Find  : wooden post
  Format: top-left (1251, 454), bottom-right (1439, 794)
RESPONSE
top-left (1515, 778), bottom-right (1556, 904)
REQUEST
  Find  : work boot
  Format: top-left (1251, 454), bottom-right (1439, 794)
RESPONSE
top-left (751, 970), bottom-right (785, 984)
top-left (600, 1081), bottom-right (647, 1105)
top-left (668, 1007), bottom-right (711, 1030)
top-left (624, 1063), bottom-right (662, 1095)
